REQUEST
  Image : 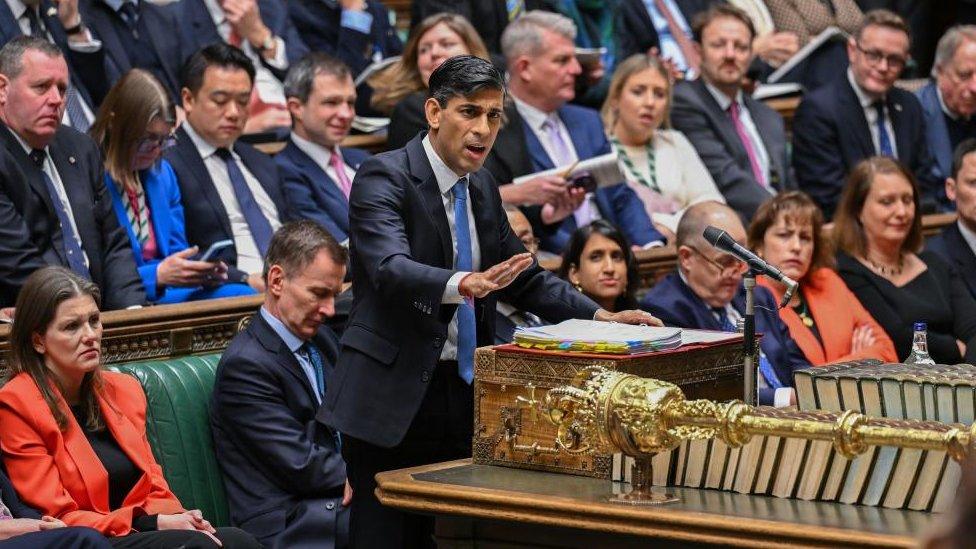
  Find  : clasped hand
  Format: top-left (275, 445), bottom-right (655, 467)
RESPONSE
top-left (158, 510), bottom-right (220, 546)
top-left (459, 253), bottom-right (534, 299)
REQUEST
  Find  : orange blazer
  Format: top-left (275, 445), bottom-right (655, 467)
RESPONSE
top-left (0, 371), bottom-right (183, 536)
top-left (758, 267), bottom-right (898, 366)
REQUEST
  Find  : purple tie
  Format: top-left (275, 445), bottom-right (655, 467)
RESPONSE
top-left (542, 116), bottom-right (598, 226)
top-left (330, 148), bottom-right (353, 198)
top-left (728, 102), bottom-right (766, 188)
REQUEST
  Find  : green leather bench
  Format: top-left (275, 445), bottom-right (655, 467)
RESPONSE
top-left (109, 354), bottom-right (231, 527)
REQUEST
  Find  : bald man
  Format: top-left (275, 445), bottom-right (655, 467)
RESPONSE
top-left (639, 201), bottom-right (809, 406)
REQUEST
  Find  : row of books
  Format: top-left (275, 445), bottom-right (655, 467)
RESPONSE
top-left (612, 360), bottom-right (973, 511)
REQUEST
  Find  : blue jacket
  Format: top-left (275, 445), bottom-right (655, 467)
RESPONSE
top-left (916, 81), bottom-right (954, 187)
top-left (640, 272), bottom-right (810, 405)
top-left (483, 102), bottom-right (663, 253)
top-left (275, 139), bottom-right (370, 243)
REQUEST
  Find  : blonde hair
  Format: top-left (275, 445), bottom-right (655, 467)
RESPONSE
top-left (601, 54), bottom-right (673, 132)
top-left (370, 13), bottom-right (489, 115)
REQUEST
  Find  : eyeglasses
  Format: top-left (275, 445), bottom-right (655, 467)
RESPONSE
top-left (856, 44), bottom-right (907, 71)
top-left (136, 134), bottom-right (177, 153)
top-left (686, 245), bottom-right (747, 277)
top-left (520, 236), bottom-right (541, 254)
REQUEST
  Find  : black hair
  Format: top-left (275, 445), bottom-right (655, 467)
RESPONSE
top-left (180, 43), bottom-right (256, 96)
top-left (953, 138), bottom-right (976, 178)
top-left (426, 54), bottom-right (505, 107)
top-left (557, 220), bottom-right (639, 312)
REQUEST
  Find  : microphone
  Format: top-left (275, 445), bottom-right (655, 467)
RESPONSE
top-left (702, 226), bottom-right (798, 308)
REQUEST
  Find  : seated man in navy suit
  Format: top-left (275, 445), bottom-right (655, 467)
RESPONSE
top-left (917, 25), bottom-right (976, 187)
top-left (640, 201), bottom-right (810, 406)
top-left (277, 52), bottom-right (368, 245)
top-left (211, 221), bottom-right (349, 548)
top-left (166, 43), bottom-right (291, 293)
top-left (483, 10), bottom-right (664, 254)
top-left (928, 138), bottom-right (976, 301)
top-left (793, 9), bottom-right (938, 217)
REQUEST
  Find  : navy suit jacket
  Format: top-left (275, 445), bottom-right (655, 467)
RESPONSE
top-left (286, 0), bottom-right (401, 77)
top-left (927, 222), bottom-right (976, 301)
top-left (0, 0), bottom-right (108, 109)
top-left (793, 75), bottom-right (940, 217)
top-left (0, 123), bottom-right (144, 309)
top-left (483, 102), bottom-right (663, 253)
top-left (165, 126), bottom-right (291, 282)
top-left (317, 134), bottom-right (600, 447)
top-left (80, 0), bottom-right (188, 101)
top-left (671, 78), bottom-right (793, 220)
top-left (916, 81), bottom-right (954, 187)
top-left (640, 272), bottom-right (810, 405)
top-left (275, 139), bottom-right (369, 243)
top-left (211, 312), bottom-right (346, 548)
top-left (616, 0), bottom-right (713, 60)
top-left (178, 0), bottom-right (308, 83)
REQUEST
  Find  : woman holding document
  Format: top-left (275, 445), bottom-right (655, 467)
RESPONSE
top-left (601, 55), bottom-right (724, 238)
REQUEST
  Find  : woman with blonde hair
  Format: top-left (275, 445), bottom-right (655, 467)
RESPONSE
top-left (602, 54), bottom-right (724, 237)
top-left (372, 13), bottom-right (491, 149)
top-left (90, 69), bottom-right (255, 304)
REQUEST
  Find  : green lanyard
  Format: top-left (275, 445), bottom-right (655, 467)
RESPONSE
top-left (610, 137), bottom-right (660, 194)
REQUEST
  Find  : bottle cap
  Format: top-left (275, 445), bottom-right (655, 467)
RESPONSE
top-left (914, 321), bottom-right (927, 331)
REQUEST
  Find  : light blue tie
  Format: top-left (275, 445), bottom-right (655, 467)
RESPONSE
top-left (874, 101), bottom-right (894, 157)
top-left (453, 178), bottom-right (476, 385)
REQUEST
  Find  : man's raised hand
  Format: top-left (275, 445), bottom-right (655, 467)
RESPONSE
top-left (459, 253), bottom-right (534, 299)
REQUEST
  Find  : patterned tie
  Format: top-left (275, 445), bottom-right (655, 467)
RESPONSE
top-left (874, 101), bottom-right (894, 157)
top-left (713, 306), bottom-right (783, 389)
top-left (214, 148), bottom-right (274, 256)
top-left (728, 101), bottom-right (766, 188)
top-left (29, 149), bottom-right (91, 279)
top-left (453, 178), bottom-right (476, 385)
top-left (330, 148), bottom-right (353, 199)
top-left (302, 342), bottom-right (342, 450)
top-left (506, 0), bottom-right (525, 20)
top-left (653, 0), bottom-right (700, 72)
top-left (118, 1), bottom-right (139, 36)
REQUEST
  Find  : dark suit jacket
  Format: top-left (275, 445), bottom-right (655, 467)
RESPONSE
top-left (793, 75), bottom-right (940, 217)
top-left (318, 134), bottom-right (600, 447)
top-left (165, 126), bottom-right (291, 282)
top-left (211, 312), bottom-right (346, 548)
top-left (80, 0), bottom-right (188, 101)
top-left (178, 0), bottom-right (308, 83)
top-left (275, 139), bottom-right (369, 243)
top-left (671, 78), bottom-right (793, 220)
top-left (483, 102), bottom-right (663, 253)
top-left (286, 0), bottom-right (401, 77)
top-left (0, 0), bottom-right (108, 109)
top-left (927, 222), bottom-right (976, 301)
top-left (639, 272), bottom-right (810, 405)
top-left (0, 124), bottom-right (144, 308)
top-left (616, 0), bottom-right (714, 60)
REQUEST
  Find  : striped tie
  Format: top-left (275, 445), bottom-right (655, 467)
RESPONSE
top-left (506, 0), bottom-right (524, 20)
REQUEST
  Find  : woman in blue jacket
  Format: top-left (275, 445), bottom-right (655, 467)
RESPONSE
top-left (90, 69), bottom-right (255, 304)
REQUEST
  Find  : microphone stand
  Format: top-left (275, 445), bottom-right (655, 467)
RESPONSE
top-left (742, 268), bottom-right (757, 406)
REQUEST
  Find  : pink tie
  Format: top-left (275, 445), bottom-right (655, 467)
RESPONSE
top-left (331, 149), bottom-right (353, 198)
top-left (728, 102), bottom-right (766, 188)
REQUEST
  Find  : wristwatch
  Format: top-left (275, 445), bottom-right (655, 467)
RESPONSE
top-left (64, 21), bottom-right (85, 35)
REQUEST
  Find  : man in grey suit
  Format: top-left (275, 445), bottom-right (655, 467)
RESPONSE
top-left (670, 4), bottom-right (793, 220)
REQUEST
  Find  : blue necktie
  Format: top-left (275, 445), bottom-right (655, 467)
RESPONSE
top-left (302, 342), bottom-right (341, 450)
top-left (215, 148), bottom-right (274, 256)
top-left (29, 149), bottom-right (90, 279)
top-left (874, 101), bottom-right (894, 157)
top-left (714, 306), bottom-right (783, 389)
top-left (453, 178), bottom-right (476, 385)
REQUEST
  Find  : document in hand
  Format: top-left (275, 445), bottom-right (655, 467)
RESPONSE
top-left (512, 153), bottom-right (625, 189)
top-left (766, 27), bottom-right (848, 83)
top-left (514, 319), bottom-right (682, 354)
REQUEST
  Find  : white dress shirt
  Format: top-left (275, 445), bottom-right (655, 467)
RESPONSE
top-left (260, 306), bottom-right (322, 403)
top-left (422, 136), bottom-right (481, 362)
top-left (847, 69), bottom-right (899, 158)
top-left (12, 131), bottom-right (89, 268)
top-left (201, 0), bottom-right (288, 106)
top-left (704, 81), bottom-right (771, 185)
top-left (289, 132), bottom-right (358, 194)
top-left (183, 122), bottom-right (282, 274)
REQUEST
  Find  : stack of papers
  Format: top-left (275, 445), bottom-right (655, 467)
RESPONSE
top-left (514, 319), bottom-right (682, 354)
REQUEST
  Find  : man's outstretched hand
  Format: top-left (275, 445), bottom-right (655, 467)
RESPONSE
top-left (459, 253), bottom-right (534, 299)
top-left (594, 309), bottom-right (663, 326)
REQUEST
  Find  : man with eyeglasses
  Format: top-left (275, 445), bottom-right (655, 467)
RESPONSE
top-left (793, 9), bottom-right (938, 218)
top-left (640, 201), bottom-right (810, 406)
top-left (0, 36), bottom-right (144, 309)
top-left (917, 25), bottom-right (976, 187)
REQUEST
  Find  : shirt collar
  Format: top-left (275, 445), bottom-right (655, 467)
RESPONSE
top-left (936, 85), bottom-right (963, 121)
top-left (182, 121), bottom-right (222, 160)
top-left (422, 134), bottom-right (467, 195)
top-left (847, 68), bottom-right (880, 109)
top-left (512, 95), bottom-right (557, 132)
top-left (10, 129), bottom-right (43, 157)
top-left (259, 306), bottom-right (306, 352)
top-left (958, 219), bottom-right (976, 255)
top-left (703, 80), bottom-right (742, 112)
top-left (290, 131), bottom-right (338, 168)
top-left (103, 0), bottom-right (136, 13)
top-left (496, 301), bottom-right (518, 318)
top-left (5, 0), bottom-right (29, 21)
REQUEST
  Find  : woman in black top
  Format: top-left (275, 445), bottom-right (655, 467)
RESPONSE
top-left (833, 157), bottom-right (976, 363)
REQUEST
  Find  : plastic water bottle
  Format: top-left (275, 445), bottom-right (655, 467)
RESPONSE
top-left (905, 322), bottom-right (936, 365)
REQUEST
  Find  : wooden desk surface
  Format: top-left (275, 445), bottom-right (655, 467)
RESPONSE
top-left (376, 459), bottom-right (933, 548)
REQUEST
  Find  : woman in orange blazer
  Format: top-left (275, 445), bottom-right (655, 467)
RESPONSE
top-left (747, 192), bottom-right (898, 365)
top-left (0, 267), bottom-right (260, 548)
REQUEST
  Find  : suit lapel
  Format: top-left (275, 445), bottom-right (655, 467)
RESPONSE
top-left (237, 143), bottom-right (287, 216)
top-left (138, 5), bottom-right (179, 93)
top-left (86, 3), bottom-right (132, 75)
top-left (97, 393), bottom-right (155, 505)
top-left (946, 224), bottom-right (976, 298)
top-left (743, 96), bottom-right (784, 191)
top-left (839, 78), bottom-right (876, 157)
top-left (693, 80), bottom-right (749, 161)
top-left (495, 103), bottom-right (538, 178)
top-left (887, 94), bottom-right (911, 162)
top-left (0, 125), bottom-right (55, 216)
top-left (468, 173), bottom-right (497, 267)
top-left (288, 141), bottom-right (347, 209)
top-left (406, 136), bottom-right (453, 267)
top-left (252, 313), bottom-right (319, 403)
top-left (175, 127), bottom-right (233, 237)
top-left (0, 1), bottom-right (22, 42)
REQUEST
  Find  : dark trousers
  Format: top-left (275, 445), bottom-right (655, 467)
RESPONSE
top-left (344, 361), bottom-right (473, 549)
top-left (0, 527), bottom-right (110, 549)
top-left (109, 527), bottom-right (261, 549)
